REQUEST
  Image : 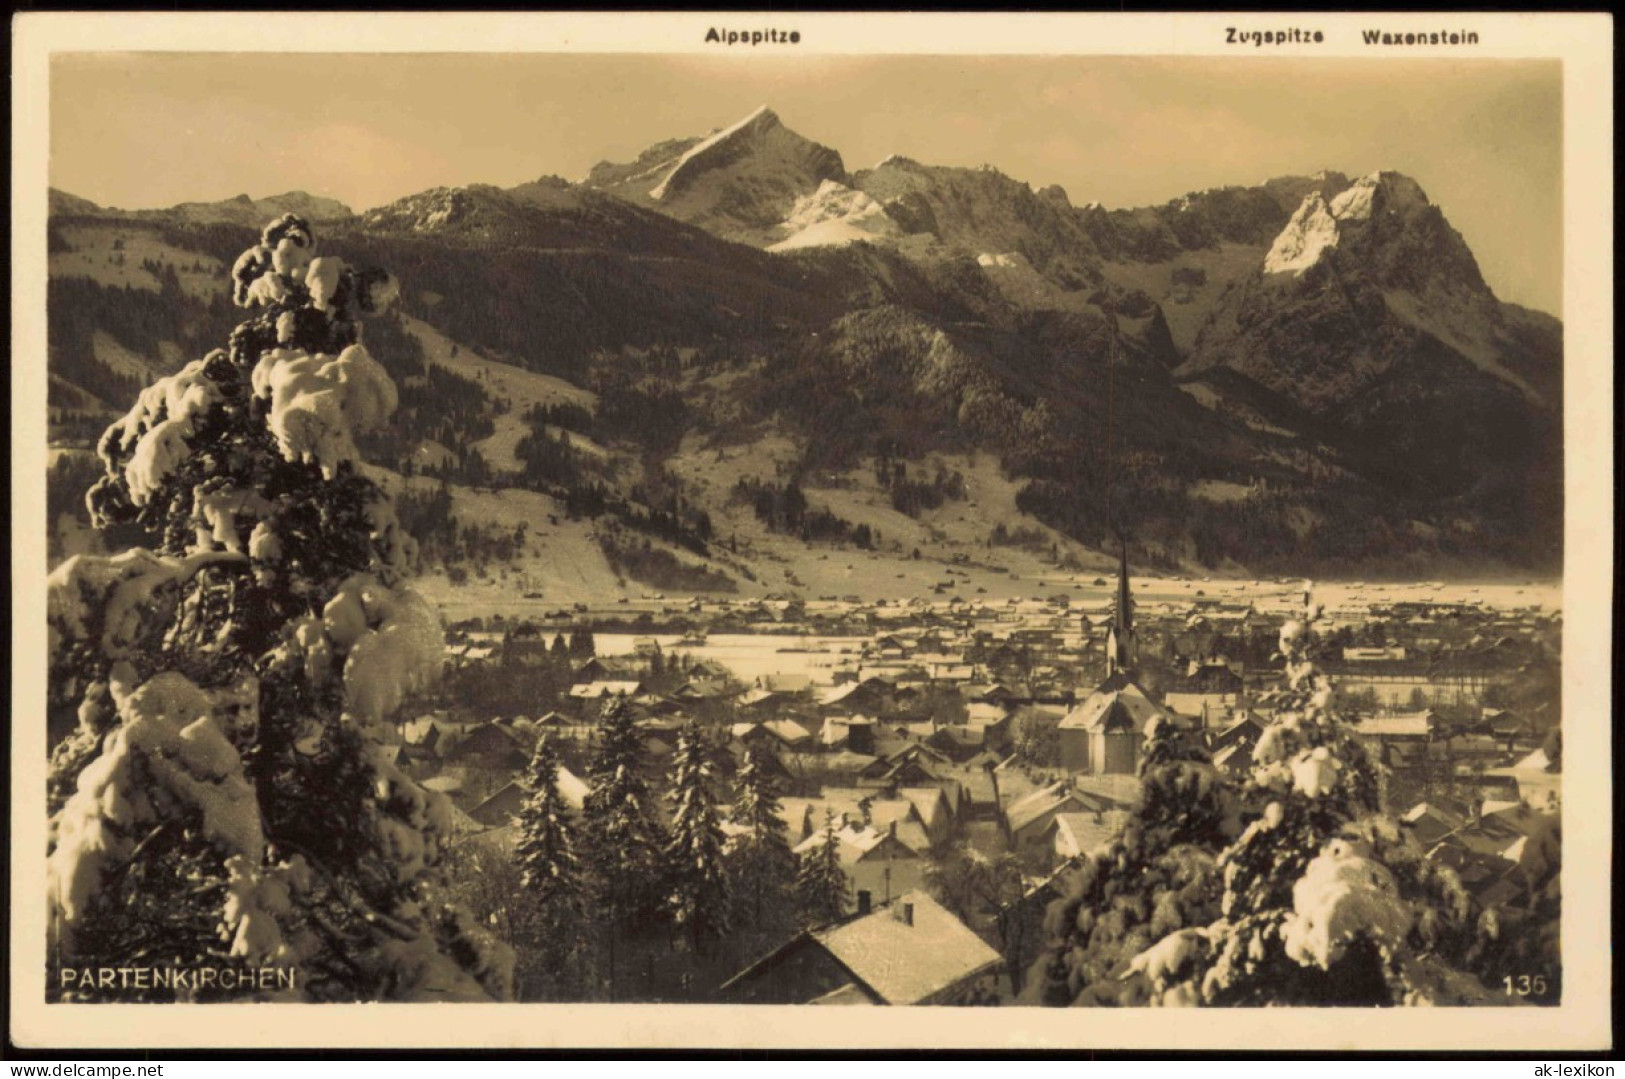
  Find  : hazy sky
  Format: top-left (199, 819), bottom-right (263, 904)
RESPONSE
top-left (51, 54), bottom-right (1562, 314)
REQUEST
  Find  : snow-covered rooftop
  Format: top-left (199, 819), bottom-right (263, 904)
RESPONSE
top-left (813, 891), bottom-right (1001, 1004)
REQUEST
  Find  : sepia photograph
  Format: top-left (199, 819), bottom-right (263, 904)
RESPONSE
top-left (10, 11), bottom-right (1613, 1053)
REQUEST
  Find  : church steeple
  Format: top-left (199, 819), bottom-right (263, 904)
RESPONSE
top-left (1104, 538), bottom-right (1137, 678)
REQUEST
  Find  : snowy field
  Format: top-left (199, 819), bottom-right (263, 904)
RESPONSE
top-left (594, 632), bottom-right (868, 685)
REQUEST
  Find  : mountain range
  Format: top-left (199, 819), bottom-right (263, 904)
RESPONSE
top-left (45, 106), bottom-right (1562, 590)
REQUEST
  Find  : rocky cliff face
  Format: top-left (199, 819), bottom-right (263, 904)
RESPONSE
top-left (1184, 171), bottom-right (1561, 501)
top-left (849, 157), bottom-right (1104, 289)
top-left (767, 179), bottom-right (904, 252)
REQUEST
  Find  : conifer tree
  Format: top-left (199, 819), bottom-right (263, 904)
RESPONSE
top-left (45, 214), bottom-right (511, 1001)
top-left (510, 732), bottom-right (588, 1000)
top-left (664, 722), bottom-right (731, 950)
top-left (794, 811), bottom-right (850, 926)
top-left (514, 734), bottom-right (582, 911)
top-left (729, 741), bottom-right (795, 927)
top-left (579, 697), bottom-right (666, 984)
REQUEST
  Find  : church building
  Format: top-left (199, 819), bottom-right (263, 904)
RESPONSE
top-left (1057, 542), bottom-right (1172, 775)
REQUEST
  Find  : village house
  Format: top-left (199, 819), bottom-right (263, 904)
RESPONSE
top-left (467, 763), bottom-right (590, 828)
top-left (963, 682), bottom-right (1030, 709)
top-left (1483, 742), bottom-right (1561, 809)
top-left (782, 788), bottom-right (939, 854)
top-left (784, 747), bottom-right (881, 788)
top-left (730, 718), bottom-right (814, 754)
top-left (397, 713), bottom-right (456, 768)
top-left (854, 742), bottom-right (957, 793)
top-left (669, 678), bottom-right (729, 704)
top-left (566, 680), bottom-right (645, 706)
top-left (569, 656), bottom-right (617, 683)
top-left (1404, 796), bottom-right (1559, 910)
top-left (716, 891), bottom-right (1001, 1005)
top-left (792, 819), bottom-right (927, 912)
top-left (1003, 781), bottom-right (1124, 857)
top-left (1351, 711), bottom-right (1434, 769)
top-left (1068, 770), bottom-right (1145, 811)
top-left (821, 715), bottom-right (878, 754)
top-left (1050, 808), bottom-right (1133, 862)
top-left (924, 723), bottom-right (993, 763)
top-left (1162, 659), bottom-right (1245, 722)
top-left (1474, 707), bottom-right (1532, 750)
top-left (895, 786), bottom-right (957, 848)
top-left (1453, 771), bottom-right (1523, 808)
top-left (1206, 713), bottom-right (1265, 776)
top-left (818, 676), bottom-right (897, 717)
top-left (500, 635), bottom-right (554, 667)
top-left (1207, 713), bottom-right (1264, 755)
top-left (529, 710), bottom-right (595, 742)
top-left (443, 641), bottom-right (498, 669)
top-left (438, 719), bottom-right (530, 774)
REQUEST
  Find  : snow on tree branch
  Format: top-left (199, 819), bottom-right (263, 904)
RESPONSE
top-left (47, 214), bottom-right (511, 1002)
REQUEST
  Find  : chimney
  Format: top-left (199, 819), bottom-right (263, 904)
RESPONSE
top-left (900, 902), bottom-right (914, 927)
top-left (887, 820), bottom-right (897, 840)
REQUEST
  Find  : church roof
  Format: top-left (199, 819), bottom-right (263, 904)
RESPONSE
top-left (1058, 680), bottom-right (1166, 734)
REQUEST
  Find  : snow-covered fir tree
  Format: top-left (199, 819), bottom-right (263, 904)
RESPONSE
top-left (1027, 585), bottom-right (1501, 1007)
top-left (728, 741), bottom-right (795, 928)
top-left (663, 722), bottom-right (731, 950)
top-left (1022, 722), bottom-right (1237, 1006)
top-left (514, 734), bottom-right (583, 911)
top-left (507, 732), bottom-right (591, 1000)
top-left (794, 810), bottom-right (850, 926)
top-left (579, 699), bottom-right (666, 934)
top-left (45, 214), bottom-right (512, 1001)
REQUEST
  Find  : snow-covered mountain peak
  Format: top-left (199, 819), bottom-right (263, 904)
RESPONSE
top-left (361, 187), bottom-right (471, 232)
top-left (1262, 192), bottom-right (1341, 275)
top-left (576, 106), bottom-right (847, 242)
top-left (1264, 171), bottom-right (1443, 275)
top-left (649, 105), bottom-right (795, 202)
top-left (1329, 171), bottom-right (1434, 222)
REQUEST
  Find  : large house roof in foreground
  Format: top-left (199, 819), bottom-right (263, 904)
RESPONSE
top-left (719, 891), bottom-right (1000, 1005)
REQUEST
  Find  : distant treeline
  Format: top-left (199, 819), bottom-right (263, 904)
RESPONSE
top-left (393, 482), bottom-right (527, 575)
top-left (874, 457), bottom-right (966, 517)
top-left (730, 478), bottom-right (875, 549)
top-left (596, 526), bottom-right (736, 594)
top-left (47, 274), bottom-right (239, 410)
top-left (359, 312), bottom-right (500, 473)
